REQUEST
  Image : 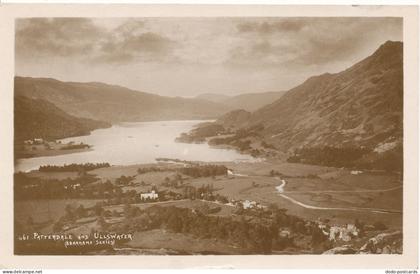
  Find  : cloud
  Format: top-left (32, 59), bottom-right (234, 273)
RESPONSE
top-left (16, 18), bottom-right (106, 57)
top-left (15, 17), bottom-right (403, 96)
top-left (113, 19), bottom-right (145, 35)
top-left (16, 18), bottom-right (175, 65)
top-left (94, 32), bottom-right (175, 64)
top-left (229, 17), bottom-right (402, 67)
top-left (237, 19), bottom-right (306, 34)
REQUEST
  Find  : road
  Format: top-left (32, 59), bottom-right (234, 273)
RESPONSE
top-left (274, 178), bottom-right (402, 214)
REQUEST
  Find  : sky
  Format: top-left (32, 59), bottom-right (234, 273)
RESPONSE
top-left (15, 17), bottom-right (402, 97)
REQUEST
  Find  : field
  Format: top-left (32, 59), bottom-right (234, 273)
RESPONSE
top-left (17, 142), bottom-right (92, 159)
top-left (14, 159), bottom-right (403, 255)
top-left (184, 161), bottom-right (402, 228)
top-left (15, 199), bottom-right (103, 223)
top-left (16, 160), bottom-right (403, 228)
top-left (103, 199), bottom-right (236, 217)
top-left (124, 229), bottom-right (244, 255)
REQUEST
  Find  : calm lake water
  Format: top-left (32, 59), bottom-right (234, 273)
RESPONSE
top-left (16, 120), bottom-right (256, 172)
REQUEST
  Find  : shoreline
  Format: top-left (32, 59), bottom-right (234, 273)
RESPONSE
top-left (16, 147), bottom-right (93, 160)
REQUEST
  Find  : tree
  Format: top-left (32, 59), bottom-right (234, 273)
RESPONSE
top-left (75, 205), bottom-right (86, 218)
top-left (97, 216), bottom-right (108, 230)
top-left (373, 221), bottom-right (387, 231)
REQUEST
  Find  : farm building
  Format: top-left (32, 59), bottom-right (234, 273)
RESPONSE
top-left (140, 190), bottom-right (158, 200)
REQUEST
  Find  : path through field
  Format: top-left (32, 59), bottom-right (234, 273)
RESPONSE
top-left (273, 178), bottom-right (401, 214)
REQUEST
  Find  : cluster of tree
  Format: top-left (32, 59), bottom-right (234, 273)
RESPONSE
top-left (162, 174), bottom-right (184, 188)
top-left (155, 158), bottom-right (193, 164)
top-left (137, 166), bottom-right (166, 174)
top-left (182, 184), bottom-right (228, 204)
top-left (14, 173), bottom-right (99, 200)
top-left (202, 124), bottom-right (264, 153)
top-left (107, 204), bottom-right (299, 254)
top-left (60, 143), bottom-right (90, 150)
top-left (287, 145), bottom-right (403, 172)
top-left (209, 136), bottom-right (253, 152)
top-left (15, 173), bottom-right (143, 202)
top-left (269, 170), bottom-right (319, 179)
top-left (38, 162), bottom-right (110, 172)
top-left (115, 175), bottom-right (135, 186)
top-left (175, 124), bottom-right (226, 143)
top-left (287, 147), bottom-right (371, 168)
top-left (355, 144), bottom-right (403, 172)
top-left (179, 165), bottom-right (228, 178)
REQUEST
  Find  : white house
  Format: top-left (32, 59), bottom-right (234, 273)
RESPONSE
top-left (350, 170), bottom-right (363, 175)
top-left (140, 190), bottom-right (158, 200)
top-left (34, 138), bottom-right (44, 144)
top-left (242, 200), bottom-right (257, 209)
top-left (329, 224), bottom-right (359, 242)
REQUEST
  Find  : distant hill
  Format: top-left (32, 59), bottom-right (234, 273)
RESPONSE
top-left (14, 96), bottom-right (110, 142)
top-left (215, 109), bottom-right (251, 129)
top-left (196, 93), bottom-right (231, 103)
top-left (196, 91), bottom-right (286, 111)
top-left (14, 77), bottom-right (231, 123)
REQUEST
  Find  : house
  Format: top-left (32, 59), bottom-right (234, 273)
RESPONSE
top-left (279, 229), bottom-right (291, 238)
top-left (329, 224), bottom-right (359, 242)
top-left (140, 190), bottom-right (158, 200)
top-left (350, 170), bottom-right (363, 175)
top-left (34, 138), bottom-right (44, 144)
top-left (24, 140), bottom-right (34, 145)
top-left (242, 200), bottom-right (257, 209)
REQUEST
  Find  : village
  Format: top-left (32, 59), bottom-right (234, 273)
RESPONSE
top-left (14, 158), bottom-right (399, 255)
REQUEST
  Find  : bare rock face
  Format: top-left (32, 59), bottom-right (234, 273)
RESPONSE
top-left (322, 245), bottom-right (357, 254)
top-left (359, 231), bottom-right (402, 254)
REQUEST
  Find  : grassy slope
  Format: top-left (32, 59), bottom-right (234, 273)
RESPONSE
top-left (14, 96), bottom-right (110, 142)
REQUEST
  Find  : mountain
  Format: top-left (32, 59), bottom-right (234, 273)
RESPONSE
top-left (14, 77), bottom-right (231, 123)
top-left (14, 96), bottom-right (110, 142)
top-left (196, 91), bottom-right (286, 111)
top-left (207, 41), bottom-right (403, 169)
top-left (215, 109), bottom-right (251, 129)
top-left (246, 41), bottom-right (403, 152)
top-left (196, 93), bottom-right (231, 103)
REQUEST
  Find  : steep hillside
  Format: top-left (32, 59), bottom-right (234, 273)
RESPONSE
top-left (14, 96), bottom-right (110, 142)
top-left (187, 41), bottom-right (403, 170)
top-left (224, 91), bottom-right (287, 111)
top-left (14, 77), bottom-right (231, 123)
top-left (196, 91), bottom-right (286, 111)
top-left (215, 109), bottom-right (251, 129)
top-left (240, 41), bottom-right (403, 153)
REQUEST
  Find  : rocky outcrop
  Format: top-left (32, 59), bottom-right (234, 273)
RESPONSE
top-left (323, 245), bottom-right (357, 254)
top-left (322, 230), bottom-right (403, 255)
top-left (359, 230), bottom-right (402, 254)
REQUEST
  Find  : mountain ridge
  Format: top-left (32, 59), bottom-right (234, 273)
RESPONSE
top-left (14, 95), bottom-right (110, 142)
top-left (236, 40), bottom-right (403, 152)
top-left (196, 90), bottom-right (286, 111)
top-left (14, 76), bottom-right (232, 123)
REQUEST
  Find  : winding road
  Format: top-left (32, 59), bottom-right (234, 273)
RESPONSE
top-left (274, 178), bottom-right (402, 214)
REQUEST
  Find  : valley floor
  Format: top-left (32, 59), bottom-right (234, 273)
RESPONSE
top-left (14, 159), bottom-right (402, 255)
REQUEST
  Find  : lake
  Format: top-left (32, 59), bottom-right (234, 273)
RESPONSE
top-left (15, 120), bottom-right (256, 172)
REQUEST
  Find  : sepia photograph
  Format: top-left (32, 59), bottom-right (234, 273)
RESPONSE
top-left (12, 15), bottom-right (406, 256)
top-left (0, 3), bottom-right (418, 270)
